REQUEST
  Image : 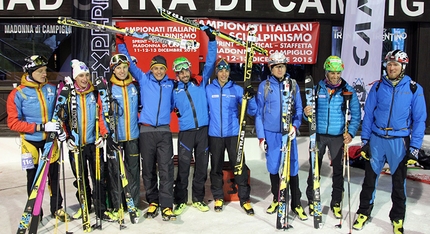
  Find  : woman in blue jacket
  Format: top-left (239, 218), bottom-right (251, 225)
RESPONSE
top-left (206, 58), bottom-right (257, 215)
top-left (254, 52), bottom-right (308, 221)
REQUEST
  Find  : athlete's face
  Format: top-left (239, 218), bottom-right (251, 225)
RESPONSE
top-left (113, 63), bottom-right (129, 80)
top-left (31, 66), bottom-right (47, 83)
top-left (151, 65), bottom-right (167, 81)
top-left (326, 71), bottom-right (342, 86)
top-left (177, 69), bottom-right (191, 83)
top-left (217, 69), bottom-right (230, 87)
top-left (270, 64), bottom-right (287, 80)
top-left (75, 72), bottom-right (90, 89)
top-left (386, 61), bottom-right (402, 79)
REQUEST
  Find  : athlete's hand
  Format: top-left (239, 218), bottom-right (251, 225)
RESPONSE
top-left (304, 106), bottom-right (312, 116)
top-left (67, 138), bottom-right (76, 151)
top-left (95, 137), bottom-right (104, 149)
top-left (245, 85), bottom-right (256, 99)
top-left (201, 25), bottom-right (216, 41)
top-left (259, 138), bottom-right (268, 153)
top-left (343, 132), bottom-right (352, 144)
top-left (116, 34), bottom-right (125, 44)
top-left (57, 130), bottom-right (67, 142)
top-left (405, 147), bottom-right (419, 166)
top-left (44, 121), bottom-right (60, 132)
top-left (360, 140), bottom-right (371, 160)
top-left (288, 126), bottom-right (296, 140)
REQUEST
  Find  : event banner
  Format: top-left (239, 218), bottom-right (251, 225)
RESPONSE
top-left (341, 0), bottom-right (385, 117)
top-left (115, 19), bottom-right (320, 74)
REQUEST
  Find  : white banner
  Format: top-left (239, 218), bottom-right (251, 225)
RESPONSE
top-left (341, 0), bottom-right (386, 116)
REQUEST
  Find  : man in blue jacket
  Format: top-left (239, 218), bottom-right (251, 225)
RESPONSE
top-left (172, 28), bottom-right (216, 215)
top-left (353, 50), bottom-right (427, 233)
top-left (206, 57), bottom-right (257, 215)
top-left (254, 52), bottom-right (308, 221)
top-left (117, 35), bottom-right (176, 221)
top-left (303, 56), bottom-right (361, 219)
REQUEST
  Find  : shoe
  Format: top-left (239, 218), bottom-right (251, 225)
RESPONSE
top-left (353, 214), bottom-right (369, 230)
top-left (144, 203), bottom-right (159, 219)
top-left (240, 201), bottom-right (255, 216)
top-left (52, 209), bottom-right (70, 222)
top-left (266, 201), bottom-right (278, 214)
top-left (104, 210), bottom-right (119, 222)
top-left (161, 208), bottom-right (177, 221)
top-left (331, 203), bottom-right (342, 219)
top-left (392, 219), bottom-right (404, 234)
top-left (72, 208), bottom-right (82, 220)
top-left (174, 203), bottom-right (187, 215)
top-left (293, 205), bottom-right (308, 221)
top-left (192, 201), bottom-right (209, 212)
top-left (214, 199), bottom-right (224, 212)
top-left (309, 203), bottom-right (315, 216)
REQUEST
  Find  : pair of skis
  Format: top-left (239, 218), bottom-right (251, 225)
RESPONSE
top-left (68, 76), bottom-right (92, 232)
top-left (57, 17), bottom-right (200, 50)
top-left (16, 78), bottom-right (71, 234)
top-left (276, 78), bottom-right (295, 230)
top-left (94, 76), bottom-right (139, 226)
top-left (305, 76), bottom-right (323, 229)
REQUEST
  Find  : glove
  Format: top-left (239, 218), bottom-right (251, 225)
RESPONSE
top-left (57, 130), bottom-right (66, 142)
top-left (288, 126), bottom-right (296, 140)
top-left (259, 138), bottom-right (268, 153)
top-left (360, 139), bottom-right (371, 160)
top-left (95, 137), bottom-right (104, 149)
top-left (106, 136), bottom-right (120, 151)
top-left (406, 147), bottom-right (419, 166)
top-left (67, 138), bottom-right (76, 151)
top-left (116, 34), bottom-right (125, 44)
top-left (245, 85), bottom-right (256, 99)
top-left (43, 121), bottom-right (60, 132)
top-left (202, 25), bottom-right (216, 41)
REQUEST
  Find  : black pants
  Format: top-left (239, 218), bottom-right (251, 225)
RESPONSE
top-left (306, 134), bottom-right (344, 207)
top-left (174, 127), bottom-right (209, 204)
top-left (68, 144), bottom-right (107, 216)
top-left (139, 131), bottom-right (174, 209)
top-left (209, 136), bottom-right (250, 203)
top-left (107, 139), bottom-right (140, 208)
top-left (26, 140), bottom-right (63, 216)
top-left (357, 159), bottom-right (407, 220)
top-left (270, 174), bottom-right (302, 207)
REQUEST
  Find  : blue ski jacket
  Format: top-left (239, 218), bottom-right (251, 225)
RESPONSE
top-left (118, 43), bottom-right (174, 127)
top-left (73, 83), bottom-right (100, 145)
top-left (255, 76), bottom-right (303, 139)
top-left (307, 79), bottom-right (361, 137)
top-left (361, 75), bottom-right (427, 149)
top-left (206, 79), bottom-right (257, 137)
top-left (7, 74), bottom-right (57, 141)
top-left (173, 41), bottom-right (217, 131)
top-left (110, 74), bottom-right (140, 141)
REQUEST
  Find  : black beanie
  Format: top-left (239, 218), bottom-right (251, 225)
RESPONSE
top-left (150, 55), bottom-right (167, 69)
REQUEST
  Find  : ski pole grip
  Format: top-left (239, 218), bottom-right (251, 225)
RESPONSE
top-left (343, 91), bottom-right (353, 101)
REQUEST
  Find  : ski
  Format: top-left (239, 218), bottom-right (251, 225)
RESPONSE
top-left (157, 7), bottom-right (268, 56)
top-left (17, 79), bottom-right (70, 234)
top-left (234, 25), bottom-right (257, 176)
top-left (68, 76), bottom-right (92, 232)
top-left (305, 75), bottom-right (322, 229)
top-left (57, 17), bottom-right (200, 50)
top-left (276, 79), bottom-right (294, 230)
top-left (95, 76), bottom-right (139, 225)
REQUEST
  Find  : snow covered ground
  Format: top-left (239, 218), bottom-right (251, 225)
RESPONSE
top-left (1, 136), bottom-right (429, 234)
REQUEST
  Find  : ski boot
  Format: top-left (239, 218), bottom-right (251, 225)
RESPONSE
top-left (192, 201), bottom-right (209, 212)
top-left (293, 205), bottom-right (308, 221)
top-left (266, 201), bottom-right (278, 214)
top-left (173, 203), bottom-right (187, 215)
top-left (240, 201), bottom-right (255, 216)
top-left (161, 207), bottom-right (177, 221)
top-left (144, 203), bottom-right (159, 219)
top-left (214, 199), bottom-right (224, 212)
top-left (353, 214), bottom-right (370, 230)
top-left (331, 203), bottom-right (342, 219)
top-left (392, 219), bottom-right (404, 234)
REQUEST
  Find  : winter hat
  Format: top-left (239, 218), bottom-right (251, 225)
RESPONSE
top-left (215, 58), bottom-right (230, 74)
top-left (71, 59), bottom-right (90, 79)
top-left (150, 55), bottom-right (167, 69)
